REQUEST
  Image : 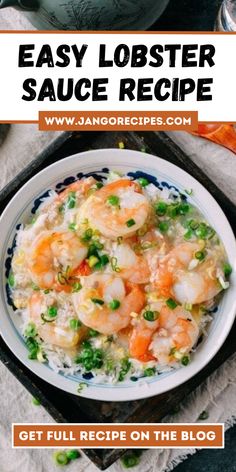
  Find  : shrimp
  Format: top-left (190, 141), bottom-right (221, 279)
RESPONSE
top-left (129, 305), bottom-right (199, 364)
top-left (57, 176), bottom-right (96, 203)
top-left (129, 317), bottom-right (159, 361)
top-left (28, 231), bottom-right (87, 290)
top-left (77, 179), bottom-right (150, 239)
top-left (112, 243), bottom-right (150, 284)
top-left (72, 274), bottom-right (145, 335)
top-left (153, 242), bottom-right (221, 304)
top-left (150, 306), bottom-right (199, 365)
top-left (28, 292), bottom-right (87, 348)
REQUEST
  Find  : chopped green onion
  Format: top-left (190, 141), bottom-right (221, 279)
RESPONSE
top-left (37, 349), bottom-right (46, 363)
top-left (81, 228), bottom-right (93, 242)
top-left (178, 203), bottom-right (190, 215)
top-left (195, 250), bottom-right (206, 261)
top-left (24, 323), bottom-right (37, 338)
top-left (144, 367), bottom-right (156, 377)
top-left (68, 222), bottom-right (77, 231)
top-left (88, 255), bottom-right (99, 268)
top-left (47, 306), bottom-right (58, 318)
top-left (96, 182), bottom-right (103, 189)
top-left (109, 299), bottom-right (121, 310)
top-left (88, 329), bottom-right (99, 337)
top-left (53, 451), bottom-right (69, 466)
top-left (111, 257), bottom-right (121, 272)
top-left (184, 229), bottom-right (193, 240)
top-left (224, 263), bottom-right (232, 278)
top-left (158, 221), bottom-right (169, 233)
top-left (66, 450), bottom-right (80, 461)
top-left (31, 283), bottom-right (40, 291)
top-left (91, 298), bottom-right (104, 305)
top-left (8, 273), bottom-right (15, 288)
top-left (77, 382), bottom-right (87, 393)
top-left (32, 397), bottom-right (41, 406)
top-left (166, 298), bottom-right (178, 310)
top-left (181, 355), bottom-right (190, 366)
top-left (67, 191), bottom-right (76, 209)
top-left (143, 310), bottom-right (159, 321)
top-left (107, 195), bottom-right (120, 206)
top-left (198, 410), bottom-right (209, 420)
top-left (95, 254), bottom-right (109, 268)
top-left (69, 319), bottom-right (81, 330)
top-left (58, 203), bottom-right (65, 214)
top-left (118, 358), bottom-right (131, 382)
top-left (138, 177), bottom-right (149, 187)
top-left (126, 218), bottom-right (136, 228)
top-left (26, 337), bottom-right (39, 360)
top-left (155, 201), bottom-right (167, 216)
top-left (118, 141), bottom-right (125, 149)
top-left (121, 452), bottom-right (141, 468)
top-left (117, 236), bottom-right (123, 245)
top-left (44, 289), bottom-right (51, 294)
top-left (72, 282), bottom-right (82, 292)
top-left (188, 219), bottom-right (199, 230)
top-left (185, 188), bottom-right (193, 196)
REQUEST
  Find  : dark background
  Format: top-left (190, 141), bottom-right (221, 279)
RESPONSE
top-left (151, 0), bottom-right (222, 31)
top-left (153, 1), bottom-right (236, 470)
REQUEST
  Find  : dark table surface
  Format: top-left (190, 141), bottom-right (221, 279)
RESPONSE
top-left (151, 0), bottom-right (222, 31)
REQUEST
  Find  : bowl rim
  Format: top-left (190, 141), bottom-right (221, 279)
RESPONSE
top-left (0, 148), bottom-right (235, 402)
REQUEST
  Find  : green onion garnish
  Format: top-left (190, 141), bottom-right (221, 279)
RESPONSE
top-left (68, 222), bottom-right (77, 231)
top-left (88, 255), bottom-right (99, 268)
top-left (155, 201), bottom-right (167, 216)
top-left (144, 367), bottom-right (156, 377)
top-left (111, 257), bottom-right (121, 272)
top-left (72, 282), bottom-right (82, 292)
top-left (66, 450), bottom-right (80, 461)
top-left (109, 299), bottom-right (121, 310)
top-left (121, 452), bottom-right (142, 468)
top-left (24, 323), bottom-right (37, 338)
top-left (126, 218), bottom-right (136, 228)
top-left (138, 177), bottom-right (149, 187)
top-left (195, 250), bottom-right (206, 261)
top-left (118, 358), bottom-right (131, 382)
top-left (96, 182), bottom-right (103, 189)
top-left (69, 319), bottom-right (81, 330)
top-left (31, 283), bottom-right (40, 291)
top-left (166, 298), bottom-right (178, 310)
top-left (81, 228), bottom-right (93, 242)
top-left (67, 191), bottom-right (76, 209)
top-left (198, 410), bottom-right (209, 420)
top-left (88, 329), bottom-right (99, 337)
top-left (32, 397), bottom-right (41, 406)
top-left (8, 273), bottom-right (15, 288)
top-left (184, 229), bottom-right (193, 240)
top-left (107, 195), bottom-right (120, 206)
top-left (143, 310), bottom-right (159, 321)
top-left (158, 221), bottom-right (169, 233)
top-left (224, 263), bottom-right (232, 277)
top-left (47, 306), bottom-right (58, 318)
top-left (53, 451), bottom-right (69, 466)
top-left (181, 355), bottom-right (190, 366)
top-left (91, 298), bottom-right (104, 305)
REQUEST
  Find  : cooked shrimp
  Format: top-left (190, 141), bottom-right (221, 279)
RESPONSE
top-left (57, 176), bottom-right (96, 203)
top-left (153, 242), bottom-right (221, 304)
top-left (129, 317), bottom-right (159, 361)
top-left (29, 292), bottom-right (87, 348)
top-left (112, 243), bottom-right (150, 284)
top-left (72, 274), bottom-right (145, 335)
top-left (77, 179), bottom-right (150, 239)
top-left (28, 231), bottom-right (87, 290)
top-left (150, 306), bottom-right (199, 365)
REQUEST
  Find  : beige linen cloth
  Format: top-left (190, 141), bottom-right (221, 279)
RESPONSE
top-left (0, 8), bottom-right (236, 472)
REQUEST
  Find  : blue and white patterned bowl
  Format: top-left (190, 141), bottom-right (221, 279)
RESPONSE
top-left (0, 149), bottom-right (235, 401)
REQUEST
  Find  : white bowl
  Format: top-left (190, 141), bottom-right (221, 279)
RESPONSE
top-left (0, 149), bottom-right (235, 402)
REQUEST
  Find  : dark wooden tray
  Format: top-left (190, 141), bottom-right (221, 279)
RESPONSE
top-left (0, 131), bottom-right (235, 470)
